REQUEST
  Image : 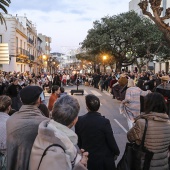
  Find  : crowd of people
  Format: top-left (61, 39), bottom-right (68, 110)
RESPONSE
top-left (0, 69), bottom-right (170, 170)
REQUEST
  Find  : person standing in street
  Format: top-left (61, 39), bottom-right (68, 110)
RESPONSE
top-left (75, 94), bottom-right (120, 170)
top-left (6, 86), bottom-right (48, 170)
top-left (6, 78), bottom-right (22, 111)
top-left (48, 85), bottom-right (60, 112)
top-left (29, 95), bottom-right (88, 170)
top-left (155, 76), bottom-right (170, 116)
top-left (46, 72), bottom-right (53, 93)
top-left (127, 92), bottom-right (170, 170)
top-left (120, 79), bottom-right (150, 129)
top-left (53, 73), bottom-right (61, 87)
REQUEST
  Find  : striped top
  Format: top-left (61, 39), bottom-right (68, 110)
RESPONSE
top-left (120, 87), bottom-right (149, 120)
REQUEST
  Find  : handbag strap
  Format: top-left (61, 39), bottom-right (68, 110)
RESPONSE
top-left (37, 144), bottom-right (65, 170)
top-left (141, 118), bottom-right (148, 147)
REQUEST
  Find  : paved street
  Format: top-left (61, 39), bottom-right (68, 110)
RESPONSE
top-left (45, 85), bottom-right (128, 163)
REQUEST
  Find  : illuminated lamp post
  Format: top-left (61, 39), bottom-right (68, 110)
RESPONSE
top-left (103, 55), bottom-right (107, 72)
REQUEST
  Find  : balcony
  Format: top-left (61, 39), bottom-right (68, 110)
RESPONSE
top-left (45, 37), bottom-right (51, 43)
top-left (16, 47), bottom-right (35, 63)
top-left (37, 46), bottom-right (42, 52)
top-left (16, 47), bottom-right (29, 57)
top-left (27, 38), bottom-right (34, 45)
top-left (29, 54), bottom-right (35, 61)
top-left (45, 45), bottom-right (51, 51)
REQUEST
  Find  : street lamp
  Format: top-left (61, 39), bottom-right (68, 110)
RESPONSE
top-left (42, 54), bottom-right (47, 60)
top-left (42, 55), bottom-right (47, 72)
top-left (103, 56), bottom-right (107, 72)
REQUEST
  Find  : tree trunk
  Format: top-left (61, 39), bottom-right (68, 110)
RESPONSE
top-left (138, 67), bottom-right (142, 73)
top-left (116, 62), bottom-right (122, 72)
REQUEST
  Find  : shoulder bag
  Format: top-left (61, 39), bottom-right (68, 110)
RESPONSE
top-left (37, 144), bottom-right (65, 170)
top-left (117, 118), bottom-right (154, 170)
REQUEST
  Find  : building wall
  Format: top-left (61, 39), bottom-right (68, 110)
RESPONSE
top-left (0, 14), bottom-right (18, 72)
top-left (38, 33), bottom-right (51, 56)
top-left (0, 14), bottom-right (41, 73)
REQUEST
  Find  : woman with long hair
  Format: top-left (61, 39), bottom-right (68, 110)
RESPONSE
top-left (127, 92), bottom-right (170, 170)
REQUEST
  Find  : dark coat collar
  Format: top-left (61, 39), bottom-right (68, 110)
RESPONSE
top-left (87, 111), bottom-right (101, 116)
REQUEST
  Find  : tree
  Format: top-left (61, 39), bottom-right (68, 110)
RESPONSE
top-left (81, 11), bottom-right (164, 72)
top-left (139, 0), bottom-right (170, 46)
top-left (0, 0), bottom-right (11, 29)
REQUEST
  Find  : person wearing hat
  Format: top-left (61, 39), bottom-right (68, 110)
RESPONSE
top-left (6, 86), bottom-right (48, 170)
top-left (155, 75), bottom-right (170, 116)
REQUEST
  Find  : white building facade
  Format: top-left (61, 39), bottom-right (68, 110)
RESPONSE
top-left (0, 14), bottom-right (52, 74)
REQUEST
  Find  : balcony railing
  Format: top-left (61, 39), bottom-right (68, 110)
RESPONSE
top-left (29, 54), bottom-right (35, 61)
top-left (27, 38), bottom-right (34, 45)
top-left (16, 47), bottom-right (29, 56)
top-left (16, 47), bottom-right (35, 61)
top-left (37, 46), bottom-right (42, 52)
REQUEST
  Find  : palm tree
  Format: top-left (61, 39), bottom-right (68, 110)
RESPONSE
top-left (0, 0), bottom-right (11, 29)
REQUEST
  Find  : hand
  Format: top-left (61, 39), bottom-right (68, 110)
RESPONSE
top-left (147, 90), bottom-right (151, 93)
top-left (114, 155), bottom-right (118, 161)
top-left (80, 149), bottom-right (89, 167)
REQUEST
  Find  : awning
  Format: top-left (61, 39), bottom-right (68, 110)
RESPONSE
top-left (0, 43), bottom-right (9, 64)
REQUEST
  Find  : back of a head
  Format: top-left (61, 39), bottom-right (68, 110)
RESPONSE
top-left (0, 95), bottom-right (12, 112)
top-left (20, 86), bottom-right (43, 105)
top-left (127, 79), bottom-right (135, 87)
top-left (144, 92), bottom-right (167, 114)
top-left (52, 85), bottom-right (59, 93)
top-left (52, 95), bottom-right (80, 126)
top-left (60, 87), bottom-right (65, 93)
top-left (85, 94), bottom-right (100, 112)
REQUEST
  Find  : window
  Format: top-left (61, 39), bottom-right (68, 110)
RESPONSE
top-left (16, 37), bottom-right (18, 48)
top-left (20, 40), bottom-right (22, 48)
top-left (0, 35), bottom-right (2, 43)
top-left (16, 37), bottom-right (18, 54)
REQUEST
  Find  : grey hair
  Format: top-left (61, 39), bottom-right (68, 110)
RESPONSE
top-left (52, 95), bottom-right (80, 126)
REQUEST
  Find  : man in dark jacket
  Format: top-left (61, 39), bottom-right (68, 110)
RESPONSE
top-left (75, 94), bottom-right (120, 170)
top-left (6, 86), bottom-right (48, 170)
top-left (6, 78), bottom-right (22, 111)
top-left (53, 73), bottom-right (61, 87)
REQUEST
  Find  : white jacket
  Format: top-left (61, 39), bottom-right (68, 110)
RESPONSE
top-left (29, 120), bottom-right (87, 170)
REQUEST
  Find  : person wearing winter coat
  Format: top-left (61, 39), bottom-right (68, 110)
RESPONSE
top-left (29, 95), bottom-right (88, 170)
top-left (127, 92), bottom-right (170, 170)
top-left (6, 86), bottom-right (48, 170)
top-left (75, 94), bottom-right (120, 170)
